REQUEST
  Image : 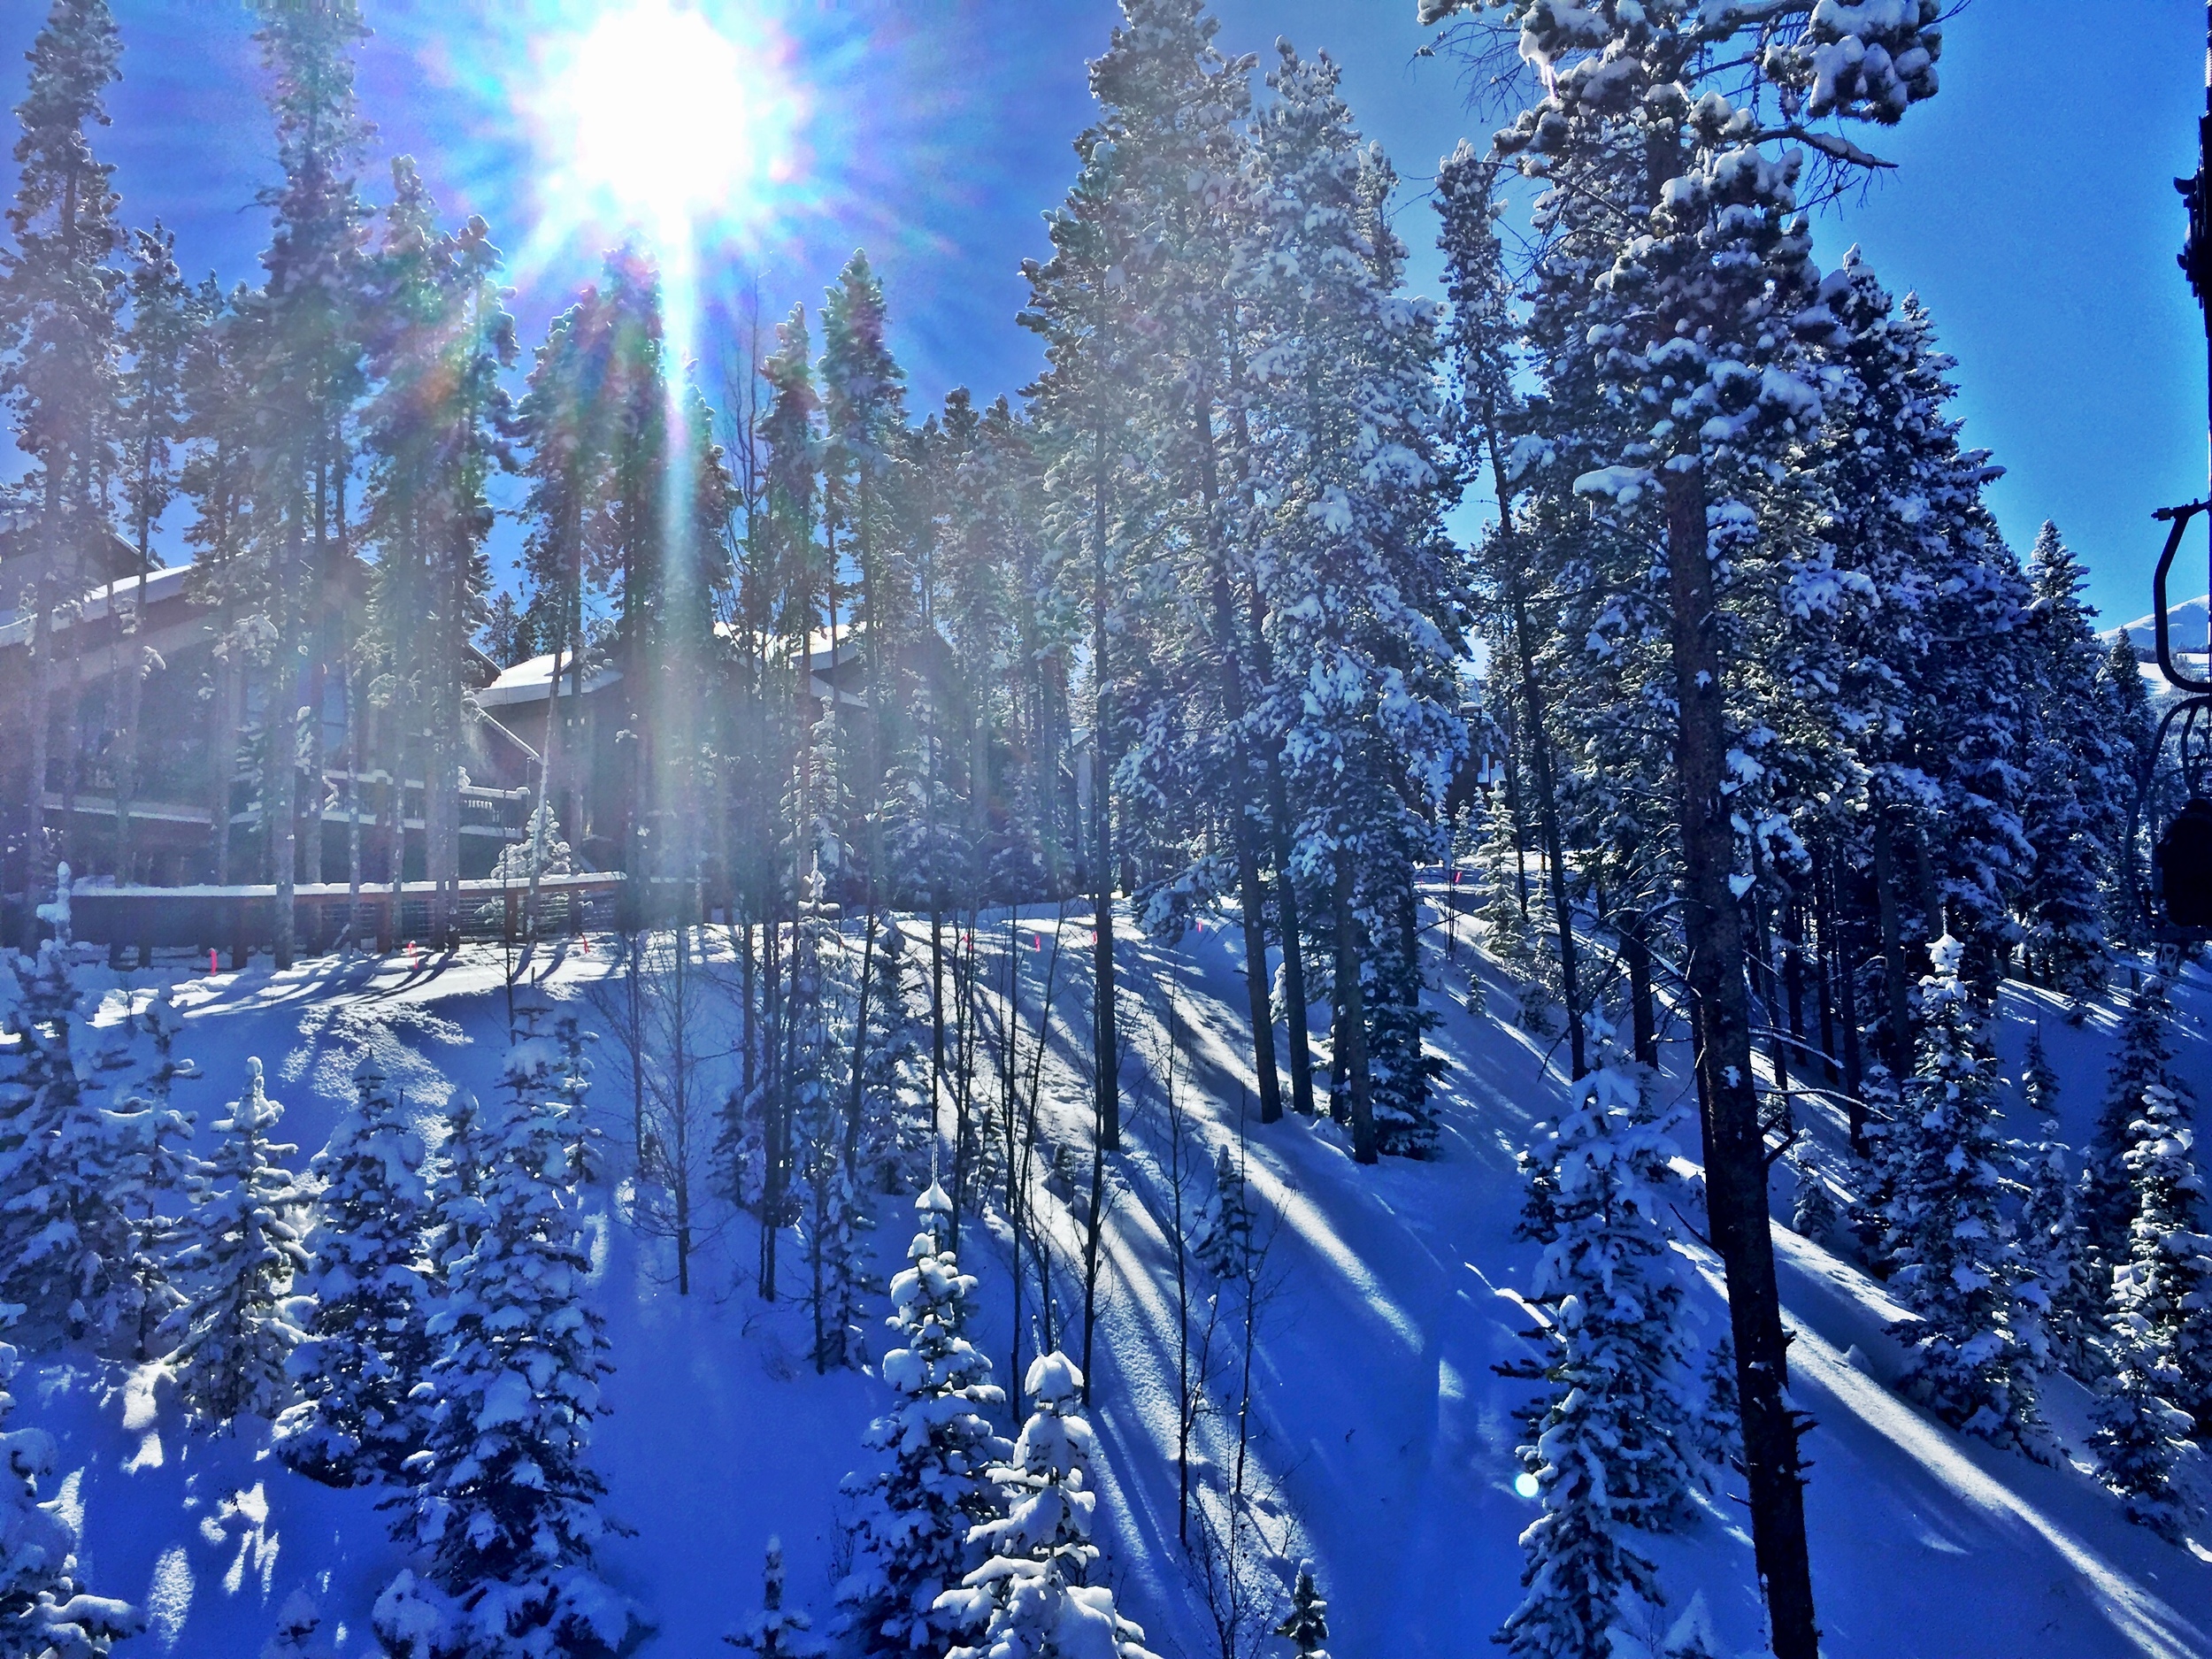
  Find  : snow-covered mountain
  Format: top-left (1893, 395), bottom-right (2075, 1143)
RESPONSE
top-left (2108, 595), bottom-right (2212, 658)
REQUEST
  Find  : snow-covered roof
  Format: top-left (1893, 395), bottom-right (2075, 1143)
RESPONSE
top-left (475, 652), bottom-right (623, 710)
top-left (0, 563), bottom-right (193, 649)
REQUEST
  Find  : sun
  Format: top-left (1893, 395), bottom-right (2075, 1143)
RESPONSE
top-left (531, 0), bottom-right (803, 247)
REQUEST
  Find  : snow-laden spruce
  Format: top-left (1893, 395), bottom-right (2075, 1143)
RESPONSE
top-left (727, 1536), bottom-right (826, 1659)
top-left (2017, 523), bottom-right (2127, 999)
top-left (2022, 1025), bottom-right (2061, 1117)
top-left (0, 878), bottom-right (182, 1350)
top-left (275, 1052), bottom-right (433, 1486)
top-left (935, 1351), bottom-right (1155, 1659)
top-left (2018, 1145), bottom-right (2101, 1378)
top-left (1239, 41), bottom-right (1462, 1159)
top-left (1876, 937), bottom-right (2049, 1455)
top-left (2089, 1077), bottom-right (2210, 1541)
top-left (1499, 1041), bottom-right (1698, 1658)
top-left (2086, 976), bottom-right (2187, 1260)
top-left (1192, 1143), bottom-right (1253, 1284)
top-left (1274, 1562), bottom-right (1329, 1659)
top-left (0, 1336), bottom-right (140, 1655)
top-left (109, 984), bottom-right (202, 1363)
top-left (835, 1179), bottom-right (1010, 1659)
top-left (379, 1050), bottom-right (630, 1657)
top-left (170, 1056), bottom-right (311, 1425)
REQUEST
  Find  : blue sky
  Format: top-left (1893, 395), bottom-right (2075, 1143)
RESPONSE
top-left (5, 0), bottom-right (2205, 627)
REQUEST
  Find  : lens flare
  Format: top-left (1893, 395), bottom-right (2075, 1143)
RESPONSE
top-left (526, 0), bottom-right (804, 253)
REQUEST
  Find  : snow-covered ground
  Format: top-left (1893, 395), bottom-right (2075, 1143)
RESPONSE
top-left (26, 902), bottom-right (2212, 1657)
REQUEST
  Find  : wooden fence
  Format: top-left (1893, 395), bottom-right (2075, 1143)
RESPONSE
top-left (36, 872), bottom-right (634, 961)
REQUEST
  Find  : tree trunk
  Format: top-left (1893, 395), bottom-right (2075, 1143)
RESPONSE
top-left (1333, 849), bottom-right (1375, 1164)
top-left (1269, 764), bottom-right (1317, 1117)
top-left (273, 521), bottom-right (300, 971)
top-left (1090, 415), bottom-right (1120, 1151)
top-left (1663, 460), bottom-right (1816, 1659)
top-left (1622, 905), bottom-right (1657, 1068)
top-left (1507, 565), bottom-right (1585, 1079)
top-left (24, 590), bottom-right (53, 936)
top-left (1871, 805), bottom-right (1910, 1079)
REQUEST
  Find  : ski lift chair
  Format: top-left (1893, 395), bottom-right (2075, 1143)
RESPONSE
top-left (2144, 500), bottom-right (2212, 941)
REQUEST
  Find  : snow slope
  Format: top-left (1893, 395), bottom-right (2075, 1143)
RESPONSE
top-left (23, 904), bottom-right (2212, 1658)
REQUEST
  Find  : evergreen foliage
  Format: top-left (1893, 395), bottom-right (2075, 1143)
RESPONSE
top-left (1274, 1562), bottom-right (1329, 1659)
top-left (0, 915), bottom-right (152, 1348)
top-left (2021, 1027), bottom-right (2060, 1117)
top-left (2105, 1080), bottom-right (2212, 1437)
top-left (276, 1052), bottom-right (433, 1486)
top-left (935, 1352), bottom-right (1156, 1659)
top-left (385, 1071), bottom-right (629, 1657)
top-left (170, 1056), bottom-right (311, 1425)
top-left (835, 1180), bottom-right (1010, 1659)
top-left (108, 984), bottom-right (199, 1361)
top-left (1500, 1044), bottom-right (1698, 1655)
top-left (1876, 938), bottom-right (2048, 1455)
top-left (2018, 1145), bottom-right (2101, 1378)
top-left (2086, 977), bottom-right (2185, 1257)
top-left (2016, 524), bottom-right (2120, 996)
top-left (726, 1537), bottom-right (825, 1659)
top-left (1192, 1143), bottom-right (1253, 1283)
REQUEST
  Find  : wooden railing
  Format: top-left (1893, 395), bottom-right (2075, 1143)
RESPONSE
top-left (50, 872), bottom-right (631, 960)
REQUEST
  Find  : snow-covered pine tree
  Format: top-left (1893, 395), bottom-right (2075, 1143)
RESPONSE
top-left (0, 0), bottom-right (125, 901)
top-left (1065, 0), bottom-right (1294, 1130)
top-left (1693, 1336), bottom-right (1742, 1480)
top-left (360, 156), bottom-right (515, 942)
top-left (110, 984), bottom-right (199, 1361)
top-left (0, 901), bottom-right (149, 1347)
top-left (275, 1053), bottom-right (433, 1486)
top-left (2016, 523), bottom-right (2120, 998)
top-left (170, 1056), bottom-right (311, 1425)
top-left (1471, 769), bottom-right (1551, 1019)
top-left (2103, 629), bottom-right (2158, 949)
top-left (934, 1352), bottom-right (1156, 1659)
top-left (792, 898), bottom-right (866, 1372)
top-left (2086, 976), bottom-right (2185, 1257)
top-left (243, 0), bottom-right (373, 963)
top-left (2105, 1079), bottom-right (2212, 1437)
top-left (487, 799), bottom-right (572, 887)
top-left (1239, 42), bottom-right (1463, 1162)
top-left (1420, 2), bottom-right (1954, 1638)
top-left (114, 220), bottom-right (197, 884)
top-left (2022, 1026), bottom-right (2060, 1116)
top-left (1275, 1562), bottom-right (1329, 1659)
top-left (260, 1587), bottom-right (334, 1659)
top-left (0, 1337), bottom-right (139, 1654)
top-left (1877, 937), bottom-right (2047, 1455)
top-left (856, 919), bottom-right (927, 1194)
top-left (1495, 1057), bottom-right (1663, 1655)
top-left (1192, 1143), bottom-right (1253, 1283)
top-left (2018, 1145), bottom-right (2101, 1378)
top-left (836, 1179), bottom-right (1010, 1659)
top-left (727, 1537), bottom-right (825, 1659)
top-left (2087, 1334), bottom-right (2195, 1543)
top-left (1788, 1153), bottom-right (1839, 1248)
top-left (388, 1081), bottom-right (629, 1657)
top-left (1504, 1039), bottom-right (1701, 1628)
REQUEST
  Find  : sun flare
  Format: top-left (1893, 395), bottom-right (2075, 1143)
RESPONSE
top-left (531, 0), bottom-right (803, 246)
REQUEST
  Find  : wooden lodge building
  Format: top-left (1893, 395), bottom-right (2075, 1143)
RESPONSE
top-left (0, 543), bottom-right (890, 943)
